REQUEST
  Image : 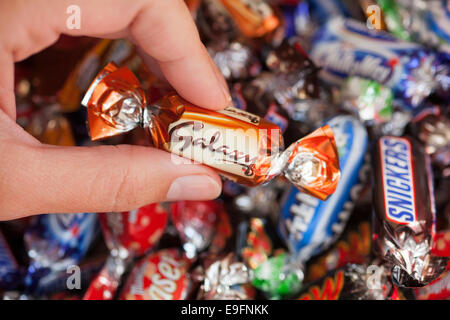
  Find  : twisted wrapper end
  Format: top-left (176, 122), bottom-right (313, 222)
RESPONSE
top-left (381, 223), bottom-right (450, 287)
top-left (198, 253), bottom-right (252, 300)
top-left (283, 125), bottom-right (340, 201)
top-left (390, 255), bottom-right (449, 288)
top-left (81, 62), bottom-right (147, 141)
top-left (219, 0), bottom-right (279, 38)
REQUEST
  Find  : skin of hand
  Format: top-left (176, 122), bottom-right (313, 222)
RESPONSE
top-left (0, 0), bottom-right (232, 220)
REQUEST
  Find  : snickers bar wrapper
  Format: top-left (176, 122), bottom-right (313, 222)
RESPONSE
top-left (372, 135), bottom-right (448, 287)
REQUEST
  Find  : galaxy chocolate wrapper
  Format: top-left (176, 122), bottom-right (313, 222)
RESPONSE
top-left (82, 62), bottom-right (340, 201)
top-left (372, 135), bottom-right (449, 287)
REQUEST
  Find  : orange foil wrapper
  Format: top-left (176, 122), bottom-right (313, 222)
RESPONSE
top-left (218, 0), bottom-right (280, 38)
top-left (82, 62), bottom-right (340, 200)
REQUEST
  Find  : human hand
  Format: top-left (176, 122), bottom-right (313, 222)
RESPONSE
top-left (0, 0), bottom-right (230, 220)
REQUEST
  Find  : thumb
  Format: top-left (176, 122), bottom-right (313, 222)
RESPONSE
top-left (1, 143), bottom-right (222, 220)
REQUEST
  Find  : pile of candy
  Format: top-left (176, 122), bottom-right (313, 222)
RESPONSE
top-left (1, 0), bottom-right (449, 300)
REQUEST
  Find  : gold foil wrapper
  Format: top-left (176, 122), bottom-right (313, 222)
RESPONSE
top-left (82, 62), bottom-right (340, 200)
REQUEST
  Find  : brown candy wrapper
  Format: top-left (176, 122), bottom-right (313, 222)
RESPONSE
top-left (372, 136), bottom-right (449, 287)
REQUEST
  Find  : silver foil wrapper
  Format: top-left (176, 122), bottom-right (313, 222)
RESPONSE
top-left (208, 41), bottom-right (261, 80)
top-left (197, 253), bottom-right (253, 300)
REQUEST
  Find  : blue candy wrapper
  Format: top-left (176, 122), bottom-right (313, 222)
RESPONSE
top-left (280, 2), bottom-right (318, 52)
top-left (307, 0), bottom-right (354, 25)
top-left (310, 17), bottom-right (440, 108)
top-left (278, 115), bottom-right (369, 261)
top-left (23, 213), bottom-right (98, 294)
top-left (0, 230), bottom-right (22, 289)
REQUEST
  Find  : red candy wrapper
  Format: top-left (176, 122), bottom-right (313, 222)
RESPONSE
top-left (120, 248), bottom-right (191, 300)
top-left (83, 204), bottom-right (168, 300)
top-left (170, 200), bottom-right (230, 259)
top-left (99, 204), bottom-right (168, 257)
top-left (415, 271), bottom-right (450, 300)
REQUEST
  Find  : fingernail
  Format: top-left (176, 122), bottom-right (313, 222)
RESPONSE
top-left (220, 80), bottom-right (232, 105)
top-left (166, 175), bottom-right (221, 201)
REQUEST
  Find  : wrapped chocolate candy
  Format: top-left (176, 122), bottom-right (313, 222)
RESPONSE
top-left (233, 216), bottom-right (300, 299)
top-left (372, 136), bottom-right (449, 287)
top-left (196, 0), bottom-right (280, 42)
top-left (23, 213), bottom-right (98, 296)
top-left (340, 77), bottom-right (412, 136)
top-left (207, 40), bottom-right (262, 81)
top-left (341, 77), bottom-right (394, 124)
top-left (83, 204), bottom-right (168, 300)
top-left (310, 17), bottom-right (440, 107)
top-left (410, 108), bottom-right (450, 177)
top-left (377, 0), bottom-right (450, 53)
top-left (414, 110), bottom-right (450, 156)
top-left (82, 62), bottom-right (340, 201)
top-left (34, 254), bottom-right (105, 297)
top-left (295, 264), bottom-right (394, 300)
top-left (265, 39), bottom-right (318, 79)
top-left (170, 200), bottom-right (224, 259)
top-left (232, 181), bottom-right (284, 216)
top-left (264, 39), bottom-right (321, 111)
top-left (237, 218), bottom-right (274, 270)
top-left (196, 0), bottom-right (240, 42)
top-left (279, 115), bottom-right (369, 263)
top-left (228, 40), bottom-right (329, 142)
top-left (218, 0), bottom-right (280, 39)
top-left (120, 248), bottom-right (191, 300)
top-left (251, 252), bottom-right (303, 299)
top-left (231, 76), bottom-right (292, 133)
top-left (195, 253), bottom-right (253, 300)
top-left (279, 2), bottom-right (318, 52)
top-left (251, 115), bottom-right (369, 299)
